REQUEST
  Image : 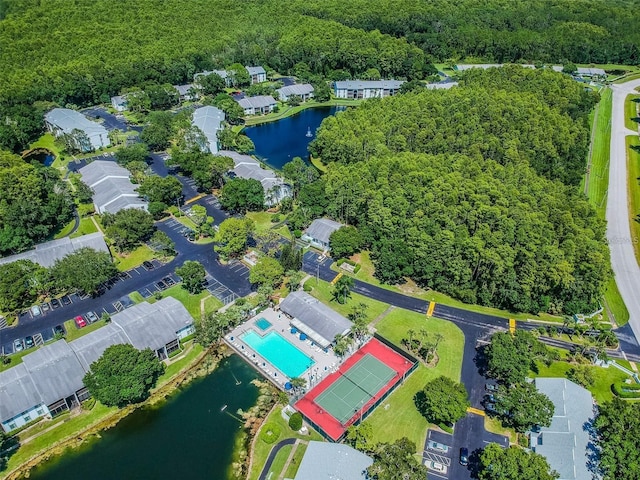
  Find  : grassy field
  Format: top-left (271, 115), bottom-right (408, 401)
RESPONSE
top-left (157, 342), bottom-right (204, 383)
top-left (604, 277), bottom-right (630, 325)
top-left (531, 360), bottom-right (631, 404)
top-left (627, 135), bottom-right (640, 265)
top-left (69, 217), bottom-right (98, 238)
top-left (246, 211), bottom-right (278, 231)
top-left (303, 277), bottom-right (389, 321)
top-left (338, 251), bottom-right (563, 323)
top-left (585, 88), bottom-right (613, 218)
top-left (625, 94), bottom-right (640, 131)
top-left (158, 284), bottom-right (211, 321)
top-left (247, 405), bottom-right (323, 480)
top-left (364, 309), bottom-right (465, 451)
top-left (112, 245), bottom-right (157, 272)
top-left (0, 347), bottom-right (36, 372)
top-left (284, 442), bottom-right (306, 478)
top-left (265, 444), bottom-right (292, 478)
top-left (64, 319), bottom-right (108, 342)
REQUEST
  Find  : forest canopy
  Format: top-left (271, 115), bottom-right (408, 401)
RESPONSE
top-left (306, 68), bottom-right (609, 314)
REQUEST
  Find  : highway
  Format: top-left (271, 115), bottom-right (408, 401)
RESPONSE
top-left (607, 79), bottom-right (640, 345)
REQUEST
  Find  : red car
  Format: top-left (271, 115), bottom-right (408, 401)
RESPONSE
top-left (74, 315), bottom-right (87, 328)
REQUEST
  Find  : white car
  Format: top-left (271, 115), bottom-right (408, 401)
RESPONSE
top-left (426, 461), bottom-right (447, 474)
top-left (30, 305), bottom-right (42, 317)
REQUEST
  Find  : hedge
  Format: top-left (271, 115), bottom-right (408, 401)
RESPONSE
top-left (612, 382), bottom-right (640, 398)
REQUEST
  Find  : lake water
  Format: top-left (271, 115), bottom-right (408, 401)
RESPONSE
top-left (243, 106), bottom-right (343, 170)
top-left (28, 355), bottom-right (260, 480)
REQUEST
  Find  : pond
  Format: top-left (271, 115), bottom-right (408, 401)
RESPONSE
top-left (23, 149), bottom-right (55, 167)
top-left (28, 355), bottom-right (260, 480)
top-left (243, 106), bottom-right (344, 170)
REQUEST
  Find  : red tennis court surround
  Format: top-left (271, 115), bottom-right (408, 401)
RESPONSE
top-left (294, 337), bottom-right (415, 441)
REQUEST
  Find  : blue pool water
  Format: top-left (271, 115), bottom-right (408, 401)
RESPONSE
top-left (255, 317), bottom-right (272, 331)
top-left (242, 331), bottom-right (314, 378)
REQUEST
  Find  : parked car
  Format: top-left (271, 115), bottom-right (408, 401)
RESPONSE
top-left (485, 383), bottom-right (498, 392)
top-left (156, 281), bottom-right (167, 290)
top-left (163, 276), bottom-right (175, 286)
top-left (143, 261), bottom-right (154, 270)
top-left (485, 393), bottom-right (496, 403)
top-left (426, 461), bottom-right (447, 473)
top-left (25, 336), bottom-right (35, 349)
top-left (460, 447), bottom-right (469, 466)
top-left (485, 402), bottom-right (497, 413)
top-left (54, 324), bottom-right (66, 337)
top-left (50, 298), bottom-right (61, 309)
top-left (86, 311), bottom-right (99, 323)
top-left (74, 315), bottom-right (87, 328)
top-left (30, 305), bottom-right (42, 317)
top-left (13, 339), bottom-right (23, 352)
top-left (41, 303), bottom-right (50, 312)
top-left (61, 295), bottom-right (72, 306)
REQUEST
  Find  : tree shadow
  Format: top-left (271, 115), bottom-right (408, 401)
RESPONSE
top-left (0, 435), bottom-right (20, 472)
top-left (584, 418), bottom-right (602, 477)
top-left (414, 390), bottom-right (427, 419)
top-left (473, 345), bottom-right (489, 377)
top-left (631, 144), bottom-right (640, 153)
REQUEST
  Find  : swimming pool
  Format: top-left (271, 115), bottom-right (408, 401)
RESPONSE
top-left (255, 317), bottom-right (272, 331)
top-left (242, 331), bottom-right (314, 378)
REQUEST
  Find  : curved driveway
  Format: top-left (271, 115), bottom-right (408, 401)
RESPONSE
top-left (607, 79), bottom-right (640, 345)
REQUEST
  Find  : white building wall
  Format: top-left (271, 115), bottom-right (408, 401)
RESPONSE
top-left (1, 403), bottom-right (49, 433)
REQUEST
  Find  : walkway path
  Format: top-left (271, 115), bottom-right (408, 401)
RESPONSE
top-left (607, 79), bottom-right (640, 346)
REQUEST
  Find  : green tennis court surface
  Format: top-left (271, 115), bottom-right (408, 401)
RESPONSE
top-left (315, 353), bottom-right (396, 424)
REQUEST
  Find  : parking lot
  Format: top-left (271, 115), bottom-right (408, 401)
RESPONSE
top-left (424, 430), bottom-right (455, 479)
top-left (136, 272), bottom-right (181, 299)
top-left (161, 218), bottom-right (197, 240)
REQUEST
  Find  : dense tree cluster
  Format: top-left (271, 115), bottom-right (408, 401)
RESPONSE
top-left (220, 178), bottom-right (264, 213)
top-left (415, 375), bottom-right (469, 426)
top-left (83, 344), bottom-right (164, 407)
top-left (50, 248), bottom-right (118, 295)
top-left (102, 209), bottom-right (156, 252)
top-left (0, 151), bottom-right (74, 255)
top-left (300, 0), bottom-right (640, 65)
top-left (477, 443), bottom-right (559, 480)
top-left (596, 398), bottom-right (640, 480)
top-left (485, 331), bottom-right (554, 385)
top-left (306, 69), bottom-right (609, 314)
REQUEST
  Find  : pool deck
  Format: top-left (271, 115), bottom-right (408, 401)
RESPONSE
top-left (225, 307), bottom-right (340, 391)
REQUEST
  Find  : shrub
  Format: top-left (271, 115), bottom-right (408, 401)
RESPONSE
top-left (303, 281), bottom-right (313, 292)
top-left (259, 422), bottom-right (281, 444)
top-left (288, 412), bottom-right (303, 431)
top-left (294, 229), bottom-right (302, 238)
top-left (271, 214), bottom-right (281, 223)
top-left (612, 382), bottom-right (640, 399)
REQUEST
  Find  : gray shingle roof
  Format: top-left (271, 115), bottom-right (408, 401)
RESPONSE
top-left (276, 83), bottom-right (314, 100)
top-left (44, 108), bottom-right (109, 139)
top-left (531, 378), bottom-right (594, 480)
top-left (111, 296), bottom-right (194, 351)
top-left (294, 440), bottom-right (372, 480)
top-left (174, 84), bottom-right (194, 96)
top-left (21, 340), bottom-right (87, 406)
top-left (79, 160), bottom-right (147, 214)
top-left (334, 80), bottom-right (404, 90)
top-left (305, 218), bottom-right (343, 245)
top-left (192, 106), bottom-right (225, 154)
top-left (577, 67), bottom-right (606, 76)
top-left (220, 151), bottom-right (291, 204)
top-left (0, 298), bottom-right (194, 424)
top-left (279, 291), bottom-right (352, 348)
top-left (0, 364), bottom-right (44, 423)
top-left (0, 232), bottom-right (109, 268)
top-left (237, 95), bottom-right (277, 110)
top-left (425, 82), bottom-right (458, 90)
top-left (245, 66), bottom-right (266, 75)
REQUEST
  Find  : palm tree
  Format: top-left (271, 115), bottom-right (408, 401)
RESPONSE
top-left (289, 377), bottom-right (307, 396)
top-left (332, 276), bottom-right (354, 304)
top-left (406, 329), bottom-right (415, 352)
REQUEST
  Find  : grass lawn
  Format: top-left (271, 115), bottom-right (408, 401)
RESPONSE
top-left (625, 94), bottom-right (640, 131)
top-left (203, 295), bottom-right (223, 316)
top-left (303, 277), bottom-right (389, 321)
top-left (603, 277), bottom-right (630, 325)
top-left (627, 135), bottom-right (640, 265)
top-left (28, 133), bottom-right (64, 169)
top-left (64, 319), bottom-right (108, 342)
top-left (340, 251), bottom-right (562, 323)
top-left (53, 219), bottom-right (77, 239)
top-left (248, 405), bottom-right (323, 480)
top-left (484, 415), bottom-right (517, 444)
top-left (3, 402), bottom-right (117, 475)
top-left (112, 245), bottom-right (156, 272)
top-left (129, 291), bottom-right (145, 304)
top-left (586, 88), bottom-right (612, 218)
top-left (174, 215), bottom-right (199, 231)
top-left (531, 360), bottom-right (630, 404)
top-left (157, 284), bottom-right (211, 321)
top-left (284, 442), bottom-right (307, 478)
top-left (69, 217), bottom-right (98, 239)
top-left (246, 211), bottom-right (277, 231)
top-left (364, 309), bottom-right (465, 451)
top-left (157, 342), bottom-right (204, 383)
top-left (264, 444), bottom-right (292, 479)
top-left (0, 347), bottom-right (36, 373)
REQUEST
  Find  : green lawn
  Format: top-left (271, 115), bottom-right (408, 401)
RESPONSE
top-left (112, 245), bottom-right (157, 272)
top-left (247, 405), bottom-right (323, 480)
top-left (28, 133), bottom-right (64, 169)
top-left (53, 218), bottom-right (77, 239)
top-left (156, 284), bottom-right (211, 321)
top-left (339, 251), bottom-right (562, 323)
top-left (627, 135), bottom-right (640, 265)
top-left (586, 88), bottom-right (612, 218)
top-left (364, 309), bottom-right (465, 451)
top-left (246, 211), bottom-right (278, 231)
top-left (604, 277), bottom-right (630, 325)
top-left (625, 94), bottom-right (640, 131)
top-left (531, 360), bottom-right (631, 404)
top-left (264, 444), bottom-right (292, 479)
top-left (64, 319), bottom-right (108, 342)
top-left (174, 215), bottom-right (199, 231)
top-left (284, 442), bottom-right (307, 478)
top-left (303, 277), bottom-right (389, 321)
top-left (69, 217), bottom-right (98, 239)
top-left (0, 347), bottom-right (36, 372)
top-left (203, 296), bottom-right (223, 316)
top-left (157, 342), bottom-right (204, 383)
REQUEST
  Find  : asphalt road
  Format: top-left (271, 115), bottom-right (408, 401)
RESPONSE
top-left (607, 79), bottom-right (640, 346)
top-left (81, 106), bottom-right (139, 133)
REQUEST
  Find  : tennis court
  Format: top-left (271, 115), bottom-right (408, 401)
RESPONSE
top-left (315, 354), bottom-right (396, 423)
